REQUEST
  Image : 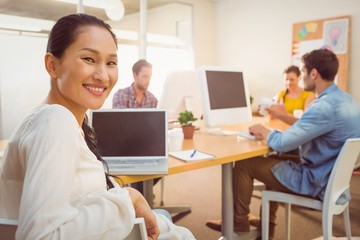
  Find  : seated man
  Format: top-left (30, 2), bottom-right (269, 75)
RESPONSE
top-left (206, 49), bottom-right (360, 239)
top-left (113, 59), bottom-right (158, 108)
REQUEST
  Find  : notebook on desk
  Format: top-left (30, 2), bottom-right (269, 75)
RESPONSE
top-left (89, 109), bottom-right (168, 175)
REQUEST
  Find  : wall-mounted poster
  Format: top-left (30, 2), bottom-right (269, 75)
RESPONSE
top-left (292, 16), bottom-right (351, 91)
top-left (323, 18), bottom-right (349, 54)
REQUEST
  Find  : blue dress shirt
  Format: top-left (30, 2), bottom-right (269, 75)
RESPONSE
top-left (268, 84), bottom-right (360, 200)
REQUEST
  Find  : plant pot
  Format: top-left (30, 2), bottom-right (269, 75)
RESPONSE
top-left (181, 125), bottom-right (195, 139)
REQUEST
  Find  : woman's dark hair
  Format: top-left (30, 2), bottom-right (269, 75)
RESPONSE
top-left (47, 14), bottom-right (119, 189)
top-left (301, 49), bottom-right (339, 81)
top-left (284, 65), bottom-right (301, 77)
top-left (82, 116), bottom-right (122, 189)
top-left (47, 13), bottom-right (117, 58)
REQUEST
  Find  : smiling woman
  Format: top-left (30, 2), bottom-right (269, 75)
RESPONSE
top-left (0, 13), bottom-right (195, 240)
top-left (44, 15), bottom-right (119, 122)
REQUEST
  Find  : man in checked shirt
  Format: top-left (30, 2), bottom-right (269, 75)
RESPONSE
top-left (113, 59), bottom-right (158, 108)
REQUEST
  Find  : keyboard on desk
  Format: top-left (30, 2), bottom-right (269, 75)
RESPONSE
top-left (197, 128), bottom-right (238, 136)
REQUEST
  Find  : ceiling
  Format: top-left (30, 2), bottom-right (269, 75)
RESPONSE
top-left (0, 0), bottom-right (175, 22)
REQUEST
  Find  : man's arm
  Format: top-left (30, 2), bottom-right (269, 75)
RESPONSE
top-left (248, 123), bottom-right (271, 140)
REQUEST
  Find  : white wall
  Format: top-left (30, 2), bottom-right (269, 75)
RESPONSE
top-left (0, 34), bottom-right (49, 139)
top-left (214, 0), bottom-right (360, 106)
top-left (110, 0), bottom-right (217, 67)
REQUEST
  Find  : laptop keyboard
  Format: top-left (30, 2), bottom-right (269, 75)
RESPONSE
top-left (107, 159), bottom-right (160, 168)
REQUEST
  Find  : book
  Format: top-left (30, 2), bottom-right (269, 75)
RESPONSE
top-left (169, 149), bottom-right (215, 162)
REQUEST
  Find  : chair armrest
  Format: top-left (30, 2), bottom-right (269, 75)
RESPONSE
top-left (124, 217), bottom-right (148, 240)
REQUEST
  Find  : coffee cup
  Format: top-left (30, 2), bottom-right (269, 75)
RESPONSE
top-left (259, 97), bottom-right (273, 116)
top-left (293, 109), bottom-right (304, 118)
top-left (168, 129), bottom-right (183, 152)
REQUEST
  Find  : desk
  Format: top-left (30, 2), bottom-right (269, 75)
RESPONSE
top-left (118, 117), bottom-right (288, 240)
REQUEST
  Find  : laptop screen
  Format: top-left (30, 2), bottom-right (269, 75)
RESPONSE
top-left (89, 109), bottom-right (167, 159)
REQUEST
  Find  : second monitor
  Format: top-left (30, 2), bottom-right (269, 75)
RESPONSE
top-left (197, 66), bottom-right (252, 127)
top-left (158, 70), bottom-right (203, 121)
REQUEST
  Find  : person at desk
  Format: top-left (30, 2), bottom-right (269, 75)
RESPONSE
top-left (266, 65), bottom-right (315, 125)
top-left (206, 49), bottom-right (360, 238)
top-left (112, 59), bottom-right (158, 108)
top-left (0, 13), bottom-right (194, 240)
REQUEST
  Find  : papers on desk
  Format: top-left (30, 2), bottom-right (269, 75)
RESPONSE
top-left (169, 149), bottom-right (215, 162)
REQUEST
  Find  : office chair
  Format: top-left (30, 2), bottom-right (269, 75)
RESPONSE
top-left (261, 138), bottom-right (360, 240)
top-left (0, 217), bottom-right (147, 240)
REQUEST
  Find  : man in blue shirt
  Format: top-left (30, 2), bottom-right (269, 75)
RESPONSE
top-left (206, 49), bottom-right (360, 238)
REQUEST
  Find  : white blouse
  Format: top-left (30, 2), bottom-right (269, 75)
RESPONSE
top-left (0, 104), bottom-right (194, 240)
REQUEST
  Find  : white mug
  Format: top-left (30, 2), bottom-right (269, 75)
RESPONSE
top-left (293, 109), bottom-right (304, 118)
top-left (168, 129), bottom-right (184, 152)
top-left (259, 97), bottom-right (273, 116)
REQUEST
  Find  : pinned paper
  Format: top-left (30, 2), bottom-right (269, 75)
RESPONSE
top-left (298, 26), bottom-right (308, 39)
top-left (306, 22), bottom-right (318, 33)
top-left (297, 22), bottom-right (317, 39)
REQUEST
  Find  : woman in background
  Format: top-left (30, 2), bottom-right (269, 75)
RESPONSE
top-left (0, 13), bottom-right (194, 240)
top-left (267, 65), bottom-right (315, 125)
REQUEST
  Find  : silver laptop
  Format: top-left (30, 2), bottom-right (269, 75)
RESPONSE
top-left (89, 108), bottom-right (168, 175)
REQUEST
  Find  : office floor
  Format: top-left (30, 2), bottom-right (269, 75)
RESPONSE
top-left (152, 165), bottom-right (360, 240)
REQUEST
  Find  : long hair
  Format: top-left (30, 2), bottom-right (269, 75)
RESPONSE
top-left (82, 116), bottom-right (121, 189)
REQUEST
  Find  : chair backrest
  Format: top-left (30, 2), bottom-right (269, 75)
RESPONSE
top-left (0, 218), bottom-right (147, 240)
top-left (323, 138), bottom-right (360, 207)
top-left (0, 218), bottom-right (18, 240)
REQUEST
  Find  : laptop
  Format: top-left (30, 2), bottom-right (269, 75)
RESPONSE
top-left (89, 108), bottom-right (168, 175)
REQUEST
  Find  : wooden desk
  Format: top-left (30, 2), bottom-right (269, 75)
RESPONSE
top-left (119, 117), bottom-right (287, 184)
top-left (119, 117), bottom-right (288, 240)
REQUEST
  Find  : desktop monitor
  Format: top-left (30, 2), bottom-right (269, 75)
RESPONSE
top-left (197, 66), bottom-right (252, 127)
top-left (158, 70), bottom-right (203, 121)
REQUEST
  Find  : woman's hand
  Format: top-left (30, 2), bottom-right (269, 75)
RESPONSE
top-left (267, 104), bottom-right (287, 120)
top-left (125, 187), bottom-right (160, 240)
top-left (267, 104), bottom-right (299, 125)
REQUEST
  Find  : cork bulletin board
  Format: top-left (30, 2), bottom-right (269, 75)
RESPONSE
top-left (291, 16), bottom-right (351, 91)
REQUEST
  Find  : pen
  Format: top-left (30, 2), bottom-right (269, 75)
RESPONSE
top-left (190, 150), bottom-right (197, 158)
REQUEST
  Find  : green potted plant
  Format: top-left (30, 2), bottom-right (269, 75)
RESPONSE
top-left (250, 95), bottom-right (254, 105)
top-left (177, 110), bottom-right (198, 139)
